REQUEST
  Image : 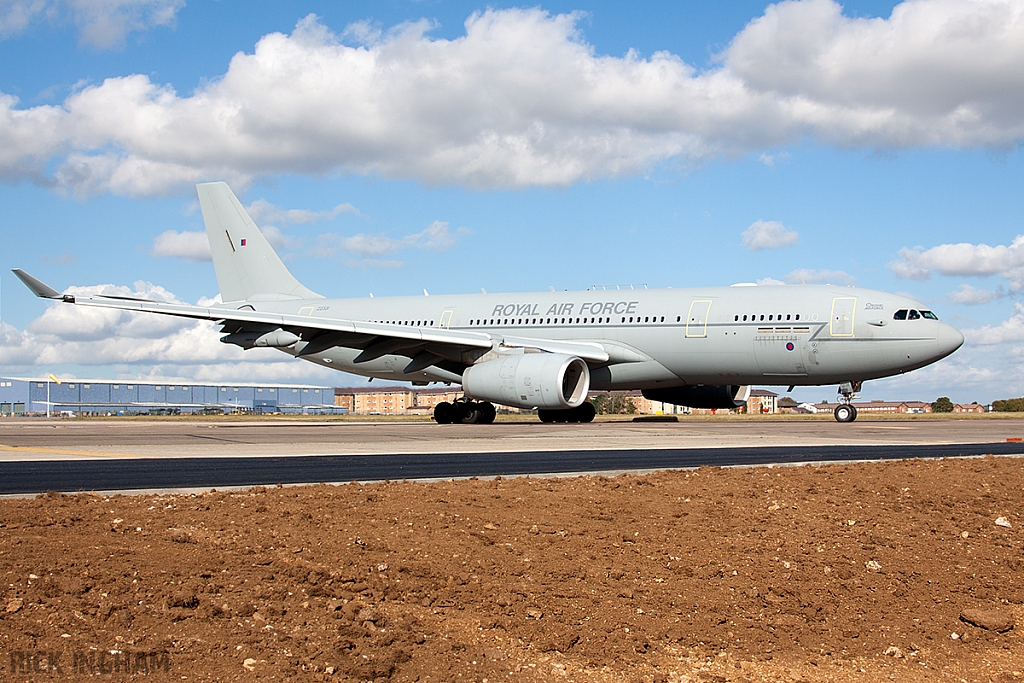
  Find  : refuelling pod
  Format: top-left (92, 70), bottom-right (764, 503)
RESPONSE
top-left (642, 385), bottom-right (750, 410)
top-left (462, 353), bottom-right (590, 410)
top-left (220, 328), bottom-right (300, 349)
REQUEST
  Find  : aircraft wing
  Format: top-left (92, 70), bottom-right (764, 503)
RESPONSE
top-left (12, 270), bottom-right (612, 365)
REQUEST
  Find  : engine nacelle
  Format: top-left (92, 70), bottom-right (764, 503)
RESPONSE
top-left (463, 353), bottom-right (590, 410)
top-left (642, 385), bottom-right (750, 410)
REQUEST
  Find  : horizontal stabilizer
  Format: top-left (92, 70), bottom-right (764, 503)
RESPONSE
top-left (12, 269), bottom-right (62, 299)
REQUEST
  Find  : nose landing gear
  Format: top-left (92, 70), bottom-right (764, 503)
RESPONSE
top-left (835, 381), bottom-right (862, 423)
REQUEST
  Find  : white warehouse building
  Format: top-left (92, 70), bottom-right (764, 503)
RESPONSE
top-left (0, 377), bottom-right (343, 416)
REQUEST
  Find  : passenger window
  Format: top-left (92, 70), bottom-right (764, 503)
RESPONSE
top-left (760, 315), bottom-right (764, 321)
top-left (768, 315), bottom-right (773, 321)
top-left (743, 315), bottom-right (747, 321)
top-left (644, 317), bottom-right (649, 323)
top-left (734, 315), bottom-right (739, 321)
top-left (921, 310), bottom-right (938, 320)
top-left (660, 316), bottom-right (664, 322)
top-left (676, 316), bottom-right (681, 322)
top-left (908, 310), bottom-right (920, 320)
top-left (893, 310), bottom-right (907, 320)
top-left (795, 314), bottom-right (800, 321)
top-left (786, 314), bottom-right (791, 321)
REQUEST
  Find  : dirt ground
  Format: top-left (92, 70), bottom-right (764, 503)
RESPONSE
top-left (1, 456), bottom-right (1022, 682)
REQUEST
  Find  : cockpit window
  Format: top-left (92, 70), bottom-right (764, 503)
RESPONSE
top-left (894, 309), bottom-right (908, 320)
top-left (908, 309), bottom-right (921, 320)
top-left (920, 310), bottom-right (938, 320)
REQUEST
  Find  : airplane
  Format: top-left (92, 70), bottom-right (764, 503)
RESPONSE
top-left (14, 182), bottom-right (964, 424)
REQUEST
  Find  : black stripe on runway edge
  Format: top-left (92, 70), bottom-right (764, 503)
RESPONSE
top-left (2, 442), bottom-right (1023, 495)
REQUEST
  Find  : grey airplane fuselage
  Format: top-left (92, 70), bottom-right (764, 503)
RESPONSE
top-left (250, 284), bottom-right (964, 390)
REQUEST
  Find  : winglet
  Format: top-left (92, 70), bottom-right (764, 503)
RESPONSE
top-left (12, 269), bottom-right (65, 299)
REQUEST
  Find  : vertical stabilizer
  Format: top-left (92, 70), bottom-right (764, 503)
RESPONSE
top-left (197, 182), bottom-right (321, 302)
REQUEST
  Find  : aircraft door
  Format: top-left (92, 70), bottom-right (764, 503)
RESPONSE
top-left (686, 300), bottom-right (712, 338)
top-left (439, 310), bottom-right (454, 329)
top-left (830, 298), bottom-right (857, 337)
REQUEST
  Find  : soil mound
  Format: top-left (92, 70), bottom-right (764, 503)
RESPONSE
top-left (2, 456), bottom-right (1022, 681)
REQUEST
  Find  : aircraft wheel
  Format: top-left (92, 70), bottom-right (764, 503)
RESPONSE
top-left (577, 401), bottom-right (596, 423)
top-left (538, 409), bottom-right (556, 423)
top-left (434, 402), bottom-right (454, 424)
top-left (477, 402), bottom-right (496, 424)
top-left (834, 404), bottom-right (857, 423)
top-left (458, 403), bottom-right (481, 424)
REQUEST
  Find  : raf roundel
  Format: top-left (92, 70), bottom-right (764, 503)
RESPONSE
top-left (785, 342), bottom-right (795, 351)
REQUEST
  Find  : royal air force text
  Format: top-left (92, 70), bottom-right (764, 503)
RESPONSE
top-left (490, 301), bottom-right (639, 318)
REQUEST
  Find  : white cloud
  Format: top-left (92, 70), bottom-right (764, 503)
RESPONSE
top-left (783, 268), bottom-right (855, 284)
top-left (964, 302), bottom-right (1024, 345)
top-left (406, 220), bottom-right (468, 252)
top-left (151, 229), bottom-right (211, 261)
top-left (0, 0), bottom-right (184, 48)
top-left (246, 198), bottom-right (360, 225)
top-left (741, 219), bottom-right (798, 250)
top-left (1, 1), bottom-right (1023, 195)
top-left (755, 277), bottom-right (786, 285)
top-left (889, 235), bottom-right (1024, 289)
top-left (321, 220), bottom-right (470, 266)
top-left (947, 283), bottom-right (1007, 305)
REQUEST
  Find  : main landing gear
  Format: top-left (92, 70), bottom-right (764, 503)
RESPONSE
top-left (434, 398), bottom-right (496, 424)
top-left (834, 381), bottom-right (862, 423)
top-left (538, 402), bottom-right (597, 424)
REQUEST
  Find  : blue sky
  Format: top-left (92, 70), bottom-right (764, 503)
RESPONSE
top-left (1, 0), bottom-right (1023, 403)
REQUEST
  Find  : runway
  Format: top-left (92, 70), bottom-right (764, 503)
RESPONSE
top-left (2, 440), bottom-right (1024, 495)
top-left (1, 417), bottom-right (1023, 494)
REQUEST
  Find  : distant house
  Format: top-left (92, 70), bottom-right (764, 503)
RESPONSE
top-left (952, 403), bottom-right (985, 413)
top-left (747, 389), bottom-right (779, 414)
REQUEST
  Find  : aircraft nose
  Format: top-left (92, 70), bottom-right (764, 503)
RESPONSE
top-left (935, 322), bottom-right (964, 358)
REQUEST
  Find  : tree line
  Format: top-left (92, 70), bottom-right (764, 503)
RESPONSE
top-left (992, 397), bottom-right (1024, 412)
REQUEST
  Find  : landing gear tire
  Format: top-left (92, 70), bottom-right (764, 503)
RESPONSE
top-left (477, 401), bottom-right (496, 424)
top-left (538, 402), bottom-right (596, 424)
top-left (456, 401), bottom-right (480, 424)
top-left (834, 404), bottom-right (858, 423)
top-left (434, 401), bottom-right (454, 424)
top-left (435, 400), bottom-right (495, 425)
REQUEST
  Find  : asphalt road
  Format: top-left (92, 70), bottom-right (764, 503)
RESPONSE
top-left (3, 441), bottom-right (1023, 495)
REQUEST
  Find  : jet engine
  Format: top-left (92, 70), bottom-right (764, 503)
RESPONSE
top-left (462, 353), bottom-right (590, 410)
top-left (642, 385), bottom-right (750, 409)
